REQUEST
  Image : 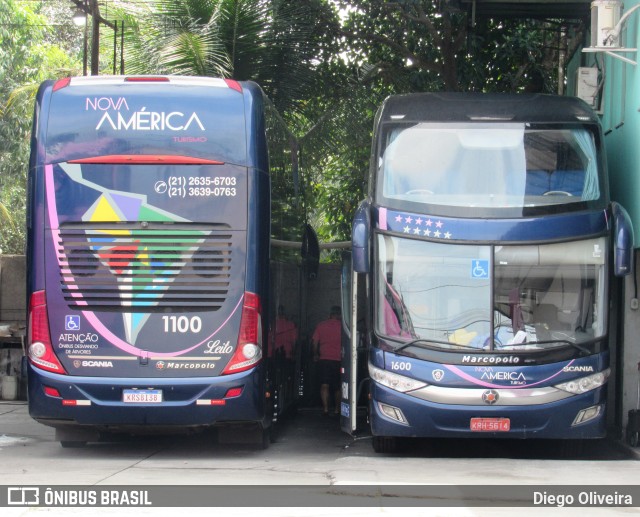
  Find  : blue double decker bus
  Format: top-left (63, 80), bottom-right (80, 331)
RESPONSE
top-left (27, 76), bottom-right (298, 447)
top-left (341, 93), bottom-right (634, 452)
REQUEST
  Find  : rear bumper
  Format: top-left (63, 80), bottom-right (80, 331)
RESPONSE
top-left (28, 362), bottom-right (265, 430)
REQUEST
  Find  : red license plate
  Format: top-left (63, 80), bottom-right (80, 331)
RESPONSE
top-left (470, 417), bottom-right (510, 432)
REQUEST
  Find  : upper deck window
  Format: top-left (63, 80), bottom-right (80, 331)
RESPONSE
top-left (377, 123), bottom-right (603, 217)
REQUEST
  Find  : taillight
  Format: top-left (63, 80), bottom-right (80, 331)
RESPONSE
top-left (222, 292), bottom-right (262, 375)
top-left (52, 77), bottom-right (71, 91)
top-left (223, 79), bottom-right (243, 93)
top-left (28, 291), bottom-right (66, 374)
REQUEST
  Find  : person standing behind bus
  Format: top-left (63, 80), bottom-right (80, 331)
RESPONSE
top-left (312, 306), bottom-right (342, 415)
top-left (274, 305), bottom-right (298, 359)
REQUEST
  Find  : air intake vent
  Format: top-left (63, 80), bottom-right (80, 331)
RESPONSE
top-left (57, 223), bottom-right (234, 313)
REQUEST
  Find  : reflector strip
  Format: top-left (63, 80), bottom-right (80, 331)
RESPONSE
top-left (62, 400), bottom-right (92, 406)
top-left (224, 387), bottom-right (243, 398)
top-left (44, 386), bottom-right (61, 398)
top-left (68, 155), bottom-right (224, 165)
top-left (196, 399), bottom-right (226, 406)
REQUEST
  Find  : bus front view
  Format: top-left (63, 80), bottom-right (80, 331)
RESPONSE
top-left (27, 76), bottom-right (273, 447)
top-left (344, 93), bottom-right (634, 453)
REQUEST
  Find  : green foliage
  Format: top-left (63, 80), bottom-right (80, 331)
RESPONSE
top-left (335, 1), bottom-right (580, 93)
top-left (0, 0), bottom-right (82, 254)
top-left (0, 0), bottom-right (586, 261)
top-left (123, 0), bottom-right (339, 116)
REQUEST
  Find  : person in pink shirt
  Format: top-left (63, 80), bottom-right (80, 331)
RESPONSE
top-left (312, 305), bottom-right (342, 415)
top-left (273, 305), bottom-right (298, 359)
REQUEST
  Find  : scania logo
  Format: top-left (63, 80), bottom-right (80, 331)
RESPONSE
top-left (73, 360), bottom-right (81, 368)
top-left (482, 390), bottom-right (499, 405)
top-left (432, 369), bottom-right (445, 382)
top-left (156, 361), bottom-right (166, 370)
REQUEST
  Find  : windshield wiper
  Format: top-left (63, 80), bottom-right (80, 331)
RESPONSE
top-left (395, 338), bottom-right (479, 352)
top-left (516, 338), bottom-right (591, 354)
top-left (396, 337), bottom-right (592, 355)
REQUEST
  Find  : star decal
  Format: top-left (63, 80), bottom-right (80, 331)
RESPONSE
top-left (387, 211), bottom-right (455, 240)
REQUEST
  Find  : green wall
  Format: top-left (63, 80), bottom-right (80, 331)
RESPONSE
top-left (597, 1), bottom-right (640, 246)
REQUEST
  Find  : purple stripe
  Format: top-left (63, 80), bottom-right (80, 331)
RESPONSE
top-left (379, 207), bottom-right (388, 230)
top-left (81, 295), bottom-right (244, 358)
top-left (45, 164), bottom-right (60, 229)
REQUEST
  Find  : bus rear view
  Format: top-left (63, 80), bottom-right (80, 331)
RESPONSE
top-left (343, 93), bottom-right (634, 453)
top-left (27, 76), bottom-right (272, 446)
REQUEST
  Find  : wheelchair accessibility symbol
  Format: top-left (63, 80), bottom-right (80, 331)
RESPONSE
top-left (471, 260), bottom-right (489, 279)
top-left (65, 315), bottom-right (80, 331)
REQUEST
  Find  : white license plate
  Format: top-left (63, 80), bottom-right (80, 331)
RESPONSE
top-left (122, 389), bottom-right (163, 404)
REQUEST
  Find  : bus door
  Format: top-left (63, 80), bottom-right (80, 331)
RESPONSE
top-left (340, 252), bottom-right (357, 434)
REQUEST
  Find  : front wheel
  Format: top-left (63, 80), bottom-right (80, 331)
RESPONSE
top-left (372, 436), bottom-right (397, 453)
top-left (60, 440), bottom-right (87, 448)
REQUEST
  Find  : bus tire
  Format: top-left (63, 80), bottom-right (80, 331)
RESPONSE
top-left (372, 436), bottom-right (397, 453)
top-left (258, 426), bottom-right (271, 450)
top-left (60, 440), bottom-right (87, 448)
top-left (559, 439), bottom-right (585, 457)
top-left (56, 427), bottom-right (97, 447)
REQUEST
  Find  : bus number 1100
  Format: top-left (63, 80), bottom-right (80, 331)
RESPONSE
top-left (162, 315), bottom-right (202, 333)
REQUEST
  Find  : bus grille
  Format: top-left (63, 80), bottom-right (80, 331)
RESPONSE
top-left (56, 224), bottom-right (234, 313)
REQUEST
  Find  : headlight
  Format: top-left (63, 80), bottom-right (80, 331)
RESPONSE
top-left (368, 363), bottom-right (427, 393)
top-left (554, 368), bottom-right (610, 394)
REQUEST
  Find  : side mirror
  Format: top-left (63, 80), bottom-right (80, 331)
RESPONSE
top-left (301, 224), bottom-right (319, 280)
top-left (352, 202), bottom-right (370, 273)
top-left (612, 202), bottom-right (634, 277)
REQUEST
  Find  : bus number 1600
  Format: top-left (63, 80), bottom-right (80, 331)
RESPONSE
top-left (390, 361), bottom-right (411, 371)
top-left (162, 316), bottom-right (202, 333)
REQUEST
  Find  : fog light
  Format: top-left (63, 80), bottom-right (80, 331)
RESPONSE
top-left (378, 402), bottom-right (408, 425)
top-left (572, 404), bottom-right (603, 426)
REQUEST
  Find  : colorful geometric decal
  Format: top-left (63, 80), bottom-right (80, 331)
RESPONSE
top-left (46, 163), bottom-right (241, 356)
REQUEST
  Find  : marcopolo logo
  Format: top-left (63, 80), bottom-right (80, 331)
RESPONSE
top-left (462, 355), bottom-right (521, 365)
top-left (156, 361), bottom-right (215, 370)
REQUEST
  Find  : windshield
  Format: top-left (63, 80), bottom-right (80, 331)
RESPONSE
top-left (378, 123), bottom-right (602, 216)
top-left (375, 235), bottom-right (607, 352)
